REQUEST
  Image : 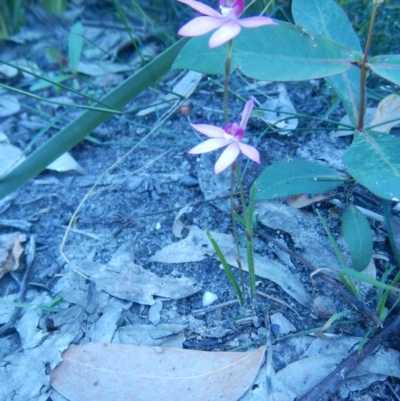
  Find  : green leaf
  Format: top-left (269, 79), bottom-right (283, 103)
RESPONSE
top-left (341, 267), bottom-right (400, 292)
top-left (254, 158), bottom-right (345, 200)
top-left (293, 0), bottom-right (362, 51)
top-left (68, 22), bottom-right (84, 74)
top-left (369, 55), bottom-right (400, 86)
top-left (342, 205), bottom-right (373, 272)
top-left (343, 131), bottom-right (400, 201)
top-left (173, 22), bottom-right (355, 81)
top-left (30, 74), bottom-right (72, 92)
top-left (206, 231), bottom-right (244, 306)
top-left (292, 0), bottom-right (362, 125)
top-left (46, 48), bottom-right (65, 64)
top-left (39, 0), bottom-right (67, 14)
top-left (0, 38), bottom-right (189, 198)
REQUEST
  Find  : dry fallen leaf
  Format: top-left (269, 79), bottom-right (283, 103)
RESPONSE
top-left (287, 194), bottom-right (331, 208)
top-left (172, 205), bottom-right (192, 238)
top-left (51, 343), bottom-right (265, 401)
top-left (258, 84), bottom-right (298, 135)
top-left (0, 233), bottom-right (26, 279)
top-left (149, 225), bottom-right (234, 264)
top-left (136, 70), bottom-right (202, 116)
top-left (47, 152), bottom-right (85, 174)
top-left (0, 141), bottom-right (25, 176)
top-left (63, 251), bottom-right (201, 306)
top-left (277, 336), bottom-right (400, 399)
top-left (370, 93), bottom-right (400, 134)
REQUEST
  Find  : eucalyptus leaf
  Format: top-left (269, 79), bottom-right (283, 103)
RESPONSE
top-left (292, 0), bottom-right (362, 125)
top-left (68, 22), bottom-right (84, 74)
top-left (342, 205), bottom-right (373, 272)
top-left (369, 55), bottom-right (400, 87)
top-left (255, 158), bottom-right (345, 200)
top-left (173, 22), bottom-right (355, 81)
top-left (343, 131), bottom-right (400, 201)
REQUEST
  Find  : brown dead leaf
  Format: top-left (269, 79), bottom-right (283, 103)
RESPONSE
top-left (149, 225), bottom-right (233, 263)
top-left (172, 205), bottom-right (192, 238)
top-left (287, 194), bottom-right (331, 208)
top-left (0, 233), bottom-right (26, 279)
top-left (64, 251), bottom-right (201, 306)
top-left (51, 343), bottom-right (265, 401)
top-left (370, 94), bottom-right (400, 133)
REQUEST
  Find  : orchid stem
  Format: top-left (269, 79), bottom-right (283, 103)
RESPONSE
top-left (230, 162), bottom-right (245, 298)
top-left (224, 40), bottom-right (233, 124)
top-left (357, 1), bottom-right (379, 132)
top-left (236, 164), bottom-right (247, 216)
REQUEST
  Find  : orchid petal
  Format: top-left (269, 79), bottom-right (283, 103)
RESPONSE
top-left (209, 20), bottom-right (241, 48)
top-left (238, 16), bottom-right (276, 28)
top-left (239, 99), bottom-right (254, 129)
top-left (178, 16), bottom-right (225, 37)
top-left (177, 0), bottom-right (221, 17)
top-left (214, 143), bottom-right (240, 173)
top-left (188, 138), bottom-right (229, 154)
top-left (238, 142), bottom-right (260, 164)
top-left (190, 124), bottom-right (226, 138)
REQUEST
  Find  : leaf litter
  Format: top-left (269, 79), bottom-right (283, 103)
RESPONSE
top-left (51, 343), bottom-right (266, 401)
top-left (1, 2), bottom-right (400, 400)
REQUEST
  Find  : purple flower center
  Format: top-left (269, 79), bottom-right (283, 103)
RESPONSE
top-left (224, 122), bottom-right (244, 140)
top-left (219, 0), bottom-right (244, 17)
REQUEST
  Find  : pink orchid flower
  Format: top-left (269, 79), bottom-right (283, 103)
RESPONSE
top-left (188, 99), bottom-right (260, 174)
top-left (177, 0), bottom-right (276, 48)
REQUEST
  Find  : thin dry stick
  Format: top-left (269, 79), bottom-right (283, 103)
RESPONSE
top-left (297, 310), bottom-right (400, 401)
top-left (111, 189), bottom-right (249, 221)
top-left (257, 231), bottom-right (381, 326)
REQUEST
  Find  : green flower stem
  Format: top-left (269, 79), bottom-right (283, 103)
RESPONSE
top-left (357, 1), bottom-right (379, 132)
top-left (235, 163), bottom-right (247, 216)
top-left (234, 163), bottom-right (257, 304)
top-left (357, 67), bottom-right (368, 131)
top-left (245, 185), bottom-right (257, 303)
top-left (224, 39), bottom-right (233, 124)
top-left (230, 162), bottom-right (246, 297)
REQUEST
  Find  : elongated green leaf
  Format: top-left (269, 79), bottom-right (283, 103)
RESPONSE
top-left (0, 38), bottom-right (189, 199)
top-left (292, 0), bottom-right (362, 125)
top-left (173, 22), bottom-right (355, 81)
top-left (255, 158), bottom-right (345, 200)
top-left (68, 22), bottom-right (84, 74)
top-left (369, 55), bottom-right (400, 86)
top-left (206, 231), bottom-right (244, 306)
top-left (341, 268), bottom-right (400, 292)
top-left (342, 205), bottom-right (373, 272)
top-left (343, 130), bottom-right (400, 200)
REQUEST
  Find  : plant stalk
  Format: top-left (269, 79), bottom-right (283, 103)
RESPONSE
top-left (230, 162), bottom-right (246, 298)
top-left (357, 1), bottom-right (379, 131)
top-left (224, 40), bottom-right (233, 124)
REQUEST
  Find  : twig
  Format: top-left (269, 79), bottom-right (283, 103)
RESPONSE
top-left (0, 236), bottom-right (35, 336)
top-left (258, 230), bottom-right (381, 326)
top-left (297, 310), bottom-right (400, 401)
top-left (192, 299), bottom-right (239, 315)
top-left (110, 190), bottom-right (249, 223)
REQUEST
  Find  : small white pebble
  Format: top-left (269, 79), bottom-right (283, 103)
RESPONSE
top-left (202, 291), bottom-right (218, 307)
top-left (155, 222), bottom-right (161, 230)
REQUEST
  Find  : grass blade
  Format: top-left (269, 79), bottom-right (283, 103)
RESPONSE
top-left (206, 231), bottom-right (244, 306)
top-left (0, 38), bottom-right (189, 198)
